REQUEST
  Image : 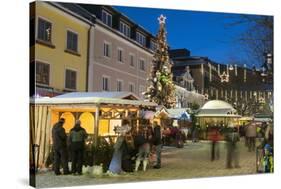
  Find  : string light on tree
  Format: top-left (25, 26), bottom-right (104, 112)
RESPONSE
top-left (143, 14), bottom-right (176, 108)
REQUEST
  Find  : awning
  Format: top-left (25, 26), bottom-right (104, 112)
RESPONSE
top-left (254, 118), bottom-right (272, 122)
top-left (239, 117), bottom-right (253, 121)
top-left (166, 108), bottom-right (191, 120)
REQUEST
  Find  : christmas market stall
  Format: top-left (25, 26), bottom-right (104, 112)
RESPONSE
top-left (30, 92), bottom-right (157, 169)
top-left (196, 100), bottom-right (241, 139)
top-left (239, 116), bottom-right (253, 125)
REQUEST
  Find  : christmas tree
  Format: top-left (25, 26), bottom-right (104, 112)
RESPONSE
top-left (143, 15), bottom-right (176, 108)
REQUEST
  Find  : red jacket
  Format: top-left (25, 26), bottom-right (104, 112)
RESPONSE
top-left (209, 128), bottom-right (220, 142)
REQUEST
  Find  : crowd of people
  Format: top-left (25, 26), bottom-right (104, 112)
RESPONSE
top-left (51, 117), bottom-right (273, 176)
top-left (107, 120), bottom-right (163, 175)
top-left (205, 119), bottom-right (274, 171)
top-left (51, 118), bottom-right (164, 176)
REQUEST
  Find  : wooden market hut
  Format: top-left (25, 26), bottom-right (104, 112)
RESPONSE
top-left (166, 108), bottom-right (191, 127)
top-left (30, 92), bottom-right (157, 169)
top-left (144, 107), bottom-right (191, 128)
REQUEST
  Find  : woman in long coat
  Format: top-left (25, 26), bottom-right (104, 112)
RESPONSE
top-left (108, 120), bottom-right (131, 174)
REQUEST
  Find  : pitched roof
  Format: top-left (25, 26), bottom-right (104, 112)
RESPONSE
top-left (31, 92), bottom-right (157, 107)
top-left (54, 91), bottom-right (140, 100)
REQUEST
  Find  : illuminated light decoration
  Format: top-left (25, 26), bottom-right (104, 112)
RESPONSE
top-left (244, 64), bottom-right (247, 82)
top-left (259, 97), bottom-right (265, 104)
top-left (209, 63), bottom-right (212, 82)
top-left (229, 64), bottom-right (234, 71)
top-left (204, 93), bottom-right (209, 100)
top-left (219, 71), bottom-right (229, 82)
top-left (226, 64), bottom-right (229, 75)
top-left (158, 14), bottom-right (167, 24)
top-left (234, 64), bottom-right (237, 76)
top-left (261, 66), bottom-right (268, 77)
top-left (266, 52), bottom-right (273, 65)
top-left (218, 64), bottom-right (220, 75)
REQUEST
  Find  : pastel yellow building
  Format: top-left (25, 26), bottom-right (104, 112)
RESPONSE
top-left (31, 1), bottom-right (92, 96)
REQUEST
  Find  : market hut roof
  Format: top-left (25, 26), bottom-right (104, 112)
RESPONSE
top-left (54, 91), bottom-right (140, 100)
top-left (167, 108), bottom-right (191, 120)
top-left (201, 100), bottom-right (233, 110)
top-left (31, 92), bottom-right (157, 107)
top-left (196, 100), bottom-right (240, 117)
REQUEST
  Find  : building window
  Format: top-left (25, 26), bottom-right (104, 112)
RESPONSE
top-left (139, 59), bottom-right (145, 71)
top-left (119, 21), bottom-right (130, 38)
top-left (36, 61), bottom-right (50, 85)
top-left (66, 30), bottom-right (78, 52)
top-left (101, 10), bottom-right (112, 27)
top-left (102, 76), bottom-right (109, 91)
top-left (129, 83), bottom-right (135, 93)
top-left (103, 42), bottom-right (111, 58)
top-left (37, 18), bottom-right (52, 42)
top-left (117, 48), bottom-right (123, 62)
top-left (136, 32), bottom-right (146, 46)
top-left (139, 85), bottom-right (145, 97)
top-left (65, 69), bottom-right (77, 90)
top-left (150, 40), bottom-right (157, 51)
top-left (129, 54), bottom-right (134, 67)
top-left (117, 80), bottom-right (123, 91)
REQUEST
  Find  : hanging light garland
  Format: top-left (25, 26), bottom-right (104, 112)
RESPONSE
top-left (220, 71), bottom-right (229, 83)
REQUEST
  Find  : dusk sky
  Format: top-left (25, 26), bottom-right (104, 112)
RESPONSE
top-left (115, 5), bottom-right (263, 66)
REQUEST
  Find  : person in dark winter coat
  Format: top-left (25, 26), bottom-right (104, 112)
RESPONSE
top-left (225, 127), bottom-right (240, 169)
top-left (69, 120), bottom-right (88, 175)
top-left (52, 118), bottom-right (70, 175)
top-left (152, 121), bottom-right (162, 169)
top-left (245, 120), bottom-right (257, 152)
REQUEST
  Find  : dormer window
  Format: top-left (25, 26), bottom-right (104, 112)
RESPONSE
top-left (136, 32), bottom-right (146, 46)
top-left (101, 10), bottom-right (112, 27)
top-left (150, 40), bottom-right (157, 51)
top-left (119, 21), bottom-right (131, 38)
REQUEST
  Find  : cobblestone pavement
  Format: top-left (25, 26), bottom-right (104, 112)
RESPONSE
top-left (36, 139), bottom-right (258, 188)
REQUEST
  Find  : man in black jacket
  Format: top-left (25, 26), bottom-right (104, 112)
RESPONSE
top-left (153, 121), bottom-right (162, 169)
top-left (69, 120), bottom-right (88, 175)
top-left (52, 118), bottom-right (70, 175)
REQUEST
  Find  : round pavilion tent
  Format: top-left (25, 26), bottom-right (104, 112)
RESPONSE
top-left (196, 100), bottom-right (241, 128)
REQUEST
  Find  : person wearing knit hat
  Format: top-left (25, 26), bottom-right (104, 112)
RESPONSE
top-left (69, 119), bottom-right (88, 175)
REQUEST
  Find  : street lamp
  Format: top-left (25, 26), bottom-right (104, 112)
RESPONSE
top-left (265, 52), bottom-right (273, 65)
top-left (261, 66), bottom-right (268, 77)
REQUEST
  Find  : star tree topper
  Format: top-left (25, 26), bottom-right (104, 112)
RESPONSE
top-left (158, 14), bottom-right (167, 24)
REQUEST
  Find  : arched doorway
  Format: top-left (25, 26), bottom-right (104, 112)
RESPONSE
top-left (79, 112), bottom-right (95, 134)
top-left (60, 112), bottom-right (75, 133)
